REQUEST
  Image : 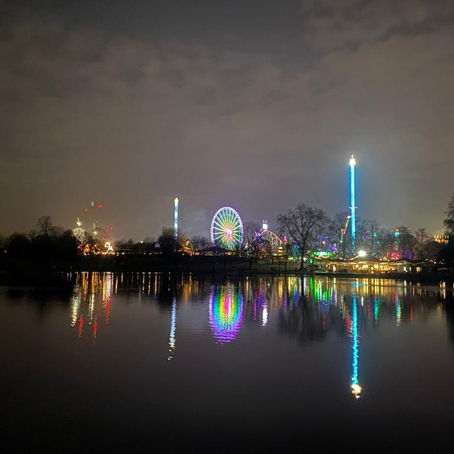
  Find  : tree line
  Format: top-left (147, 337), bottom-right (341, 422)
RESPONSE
top-left (275, 193), bottom-right (454, 270)
top-left (115, 192), bottom-right (454, 272)
top-left (0, 216), bottom-right (79, 267)
top-left (1, 192), bottom-right (454, 272)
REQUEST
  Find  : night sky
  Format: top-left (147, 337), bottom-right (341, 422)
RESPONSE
top-left (1, 0), bottom-right (453, 239)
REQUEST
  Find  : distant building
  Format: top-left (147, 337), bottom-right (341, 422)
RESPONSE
top-left (434, 234), bottom-right (449, 244)
top-left (314, 257), bottom-right (421, 274)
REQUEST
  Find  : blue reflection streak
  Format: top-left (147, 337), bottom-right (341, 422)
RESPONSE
top-left (374, 296), bottom-right (380, 322)
top-left (351, 292), bottom-right (361, 399)
top-left (352, 295), bottom-right (358, 385)
top-left (293, 278), bottom-right (300, 306)
top-left (395, 293), bottom-right (401, 326)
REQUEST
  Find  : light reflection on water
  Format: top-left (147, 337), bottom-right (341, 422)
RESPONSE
top-left (64, 273), bottom-right (454, 399)
top-left (167, 297), bottom-right (176, 360)
top-left (2, 273), bottom-right (454, 452)
top-left (209, 284), bottom-right (243, 344)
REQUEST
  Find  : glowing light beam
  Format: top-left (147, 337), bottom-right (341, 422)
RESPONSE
top-left (174, 197), bottom-right (179, 241)
top-left (349, 154), bottom-right (357, 254)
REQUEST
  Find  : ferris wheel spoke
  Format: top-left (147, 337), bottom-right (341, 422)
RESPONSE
top-left (214, 221), bottom-right (227, 230)
top-left (213, 218), bottom-right (226, 228)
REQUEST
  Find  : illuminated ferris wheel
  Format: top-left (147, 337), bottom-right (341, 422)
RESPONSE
top-left (210, 207), bottom-right (244, 250)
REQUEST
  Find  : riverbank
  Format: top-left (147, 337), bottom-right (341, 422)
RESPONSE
top-left (1, 258), bottom-right (453, 286)
top-left (1, 252), bottom-right (453, 283)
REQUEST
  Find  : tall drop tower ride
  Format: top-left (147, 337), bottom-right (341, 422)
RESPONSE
top-left (174, 197), bottom-right (179, 240)
top-left (349, 154), bottom-right (357, 254)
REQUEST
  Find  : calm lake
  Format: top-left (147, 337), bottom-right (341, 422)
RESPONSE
top-left (2, 273), bottom-right (454, 453)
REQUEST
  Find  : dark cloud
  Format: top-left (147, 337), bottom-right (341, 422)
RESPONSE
top-left (0, 2), bottom-right (453, 238)
top-left (302, 0), bottom-right (454, 50)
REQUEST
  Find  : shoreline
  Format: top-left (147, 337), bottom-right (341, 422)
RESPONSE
top-left (1, 267), bottom-right (453, 286)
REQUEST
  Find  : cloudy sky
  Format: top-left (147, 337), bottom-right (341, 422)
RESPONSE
top-left (1, 0), bottom-right (453, 239)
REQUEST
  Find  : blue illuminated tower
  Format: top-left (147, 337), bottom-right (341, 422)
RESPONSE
top-left (349, 154), bottom-right (357, 254)
top-left (174, 197), bottom-right (179, 240)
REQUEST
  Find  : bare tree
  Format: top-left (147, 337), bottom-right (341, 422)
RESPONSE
top-left (36, 215), bottom-right (56, 238)
top-left (328, 211), bottom-right (352, 258)
top-left (243, 221), bottom-right (261, 245)
top-left (414, 228), bottom-right (430, 245)
top-left (158, 226), bottom-right (186, 254)
top-left (357, 218), bottom-right (381, 256)
top-left (394, 226), bottom-right (416, 259)
top-left (190, 235), bottom-right (209, 251)
top-left (374, 228), bottom-right (394, 259)
top-left (276, 203), bottom-right (328, 270)
top-left (413, 228), bottom-right (441, 261)
top-left (444, 193), bottom-right (454, 237)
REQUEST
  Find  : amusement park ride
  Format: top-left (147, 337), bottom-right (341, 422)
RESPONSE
top-left (73, 202), bottom-right (114, 254)
top-left (209, 207), bottom-right (287, 255)
top-left (75, 154), bottom-right (360, 259)
top-left (210, 206), bottom-right (244, 250)
top-left (206, 155), bottom-right (358, 257)
top-left (340, 215), bottom-right (351, 245)
top-left (253, 221), bottom-right (287, 256)
top-left (71, 154), bottom-right (365, 400)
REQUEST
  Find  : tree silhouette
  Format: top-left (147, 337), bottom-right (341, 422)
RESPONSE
top-left (35, 215), bottom-right (56, 238)
top-left (6, 233), bottom-right (31, 258)
top-left (190, 235), bottom-right (209, 251)
top-left (444, 193), bottom-right (454, 238)
top-left (277, 203), bottom-right (328, 270)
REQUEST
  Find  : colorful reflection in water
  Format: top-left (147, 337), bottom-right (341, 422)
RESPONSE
top-left (4, 273), bottom-right (454, 453)
top-left (374, 296), bottom-right (380, 322)
top-left (395, 293), bottom-right (402, 326)
top-left (64, 273), bottom-right (451, 398)
top-left (350, 293), bottom-right (362, 399)
top-left (70, 272), bottom-right (113, 344)
top-left (209, 285), bottom-right (243, 344)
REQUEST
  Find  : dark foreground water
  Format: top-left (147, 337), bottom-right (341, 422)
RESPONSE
top-left (2, 273), bottom-right (454, 453)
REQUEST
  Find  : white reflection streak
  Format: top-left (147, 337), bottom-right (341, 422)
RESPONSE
top-left (89, 293), bottom-right (95, 324)
top-left (104, 273), bottom-right (112, 302)
top-left (262, 304), bottom-right (268, 327)
top-left (168, 297), bottom-right (177, 361)
top-left (71, 290), bottom-right (81, 327)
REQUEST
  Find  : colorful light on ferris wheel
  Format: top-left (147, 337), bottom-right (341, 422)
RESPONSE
top-left (210, 207), bottom-right (244, 250)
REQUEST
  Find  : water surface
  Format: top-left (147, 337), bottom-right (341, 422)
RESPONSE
top-left (2, 273), bottom-right (454, 453)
